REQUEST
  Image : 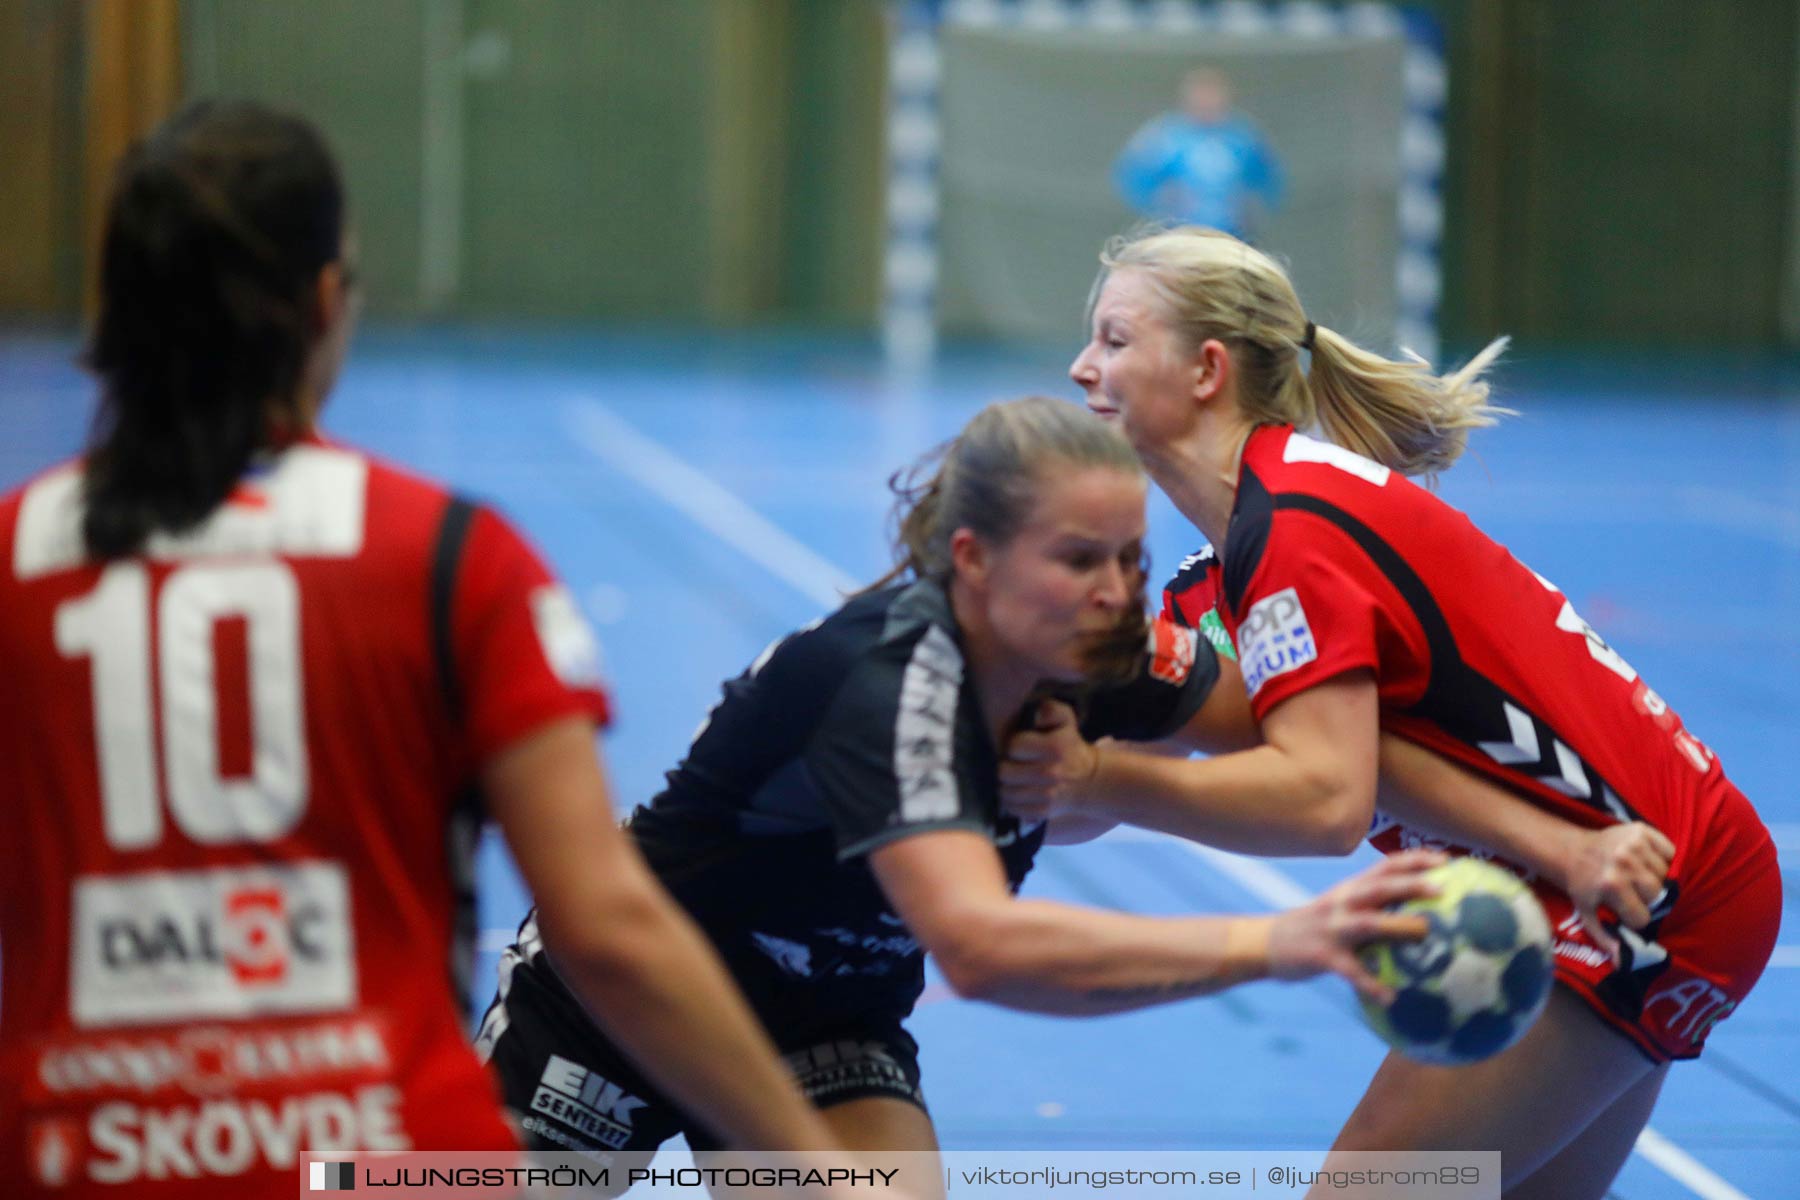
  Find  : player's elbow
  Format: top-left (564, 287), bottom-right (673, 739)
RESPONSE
top-left (925, 909), bottom-right (1019, 1002)
top-left (1320, 793), bottom-right (1375, 855)
top-left (1298, 770), bottom-right (1374, 856)
top-left (937, 957), bottom-right (1001, 1003)
top-left (1316, 810), bottom-right (1368, 857)
top-left (535, 879), bottom-right (672, 982)
top-left (1046, 814), bottom-right (1120, 845)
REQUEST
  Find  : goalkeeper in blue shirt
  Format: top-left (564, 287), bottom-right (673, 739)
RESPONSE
top-left (1113, 68), bottom-right (1283, 242)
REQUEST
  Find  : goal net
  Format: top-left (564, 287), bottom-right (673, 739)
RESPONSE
top-left (884, 1), bottom-right (1445, 363)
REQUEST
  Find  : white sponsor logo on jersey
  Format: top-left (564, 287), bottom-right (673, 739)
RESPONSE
top-left (531, 584), bottom-right (607, 691)
top-left (1281, 431), bottom-right (1392, 486)
top-left (894, 625), bottom-right (963, 822)
top-left (1552, 938), bottom-right (1614, 971)
top-left (72, 863), bottom-right (356, 1027)
top-left (1237, 587), bottom-right (1318, 698)
top-left (38, 1019), bottom-right (390, 1099)
top-left (531, 1055), bottom-right (647, 1150)
top-left (80, 1085), bottom-right (406, 1184)
top-left (1148, 619), bottom-right (1198, 685)
top-left (1174, 545), bottom-right (1217, 574)
top-left (15, 448), bottom-right (369, 579)
top-left (31, 1118), bottom-right (81, 1189)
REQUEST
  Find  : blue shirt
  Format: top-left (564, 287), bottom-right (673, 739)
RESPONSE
top-left (1113, 112), bottom-right (1283, 240)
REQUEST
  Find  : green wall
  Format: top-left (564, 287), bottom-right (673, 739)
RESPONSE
top-left (0, 0), bottom-right (83, 315)
top-left (164, 0), bottom-right (1800, 347)
top-left (184, 0), bottom-right (725, 319)
top-left (185, 0), bottom-right (430, 314)
top-left (1416, 0), bottom-right (1798, 348)
top-left (778, 0), bottom-right (886, 324)
top-left (177, 0), bottom-right (884, 323)
top-left (455, 0), bottom-right (715, 317)
top-left (3, 0), bottom-right (1795, 348)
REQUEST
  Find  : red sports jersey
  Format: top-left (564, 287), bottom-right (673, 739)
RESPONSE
top-left (1162, 424), bottom-right (1779, 1061)
top-left (0, 437), bottom-right (611, 1194)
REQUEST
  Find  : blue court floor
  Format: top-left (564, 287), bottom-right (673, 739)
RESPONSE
top-left (3, 328), bottom-right (1796, 1198)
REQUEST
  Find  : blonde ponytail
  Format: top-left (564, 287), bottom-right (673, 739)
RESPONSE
top-left (1307, 327), bottom-right (1511, 479)
top-left (1101, 226), bottom-right (1512, 478)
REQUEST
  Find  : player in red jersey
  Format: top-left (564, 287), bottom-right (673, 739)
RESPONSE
top-left (1002, 226), bottom-right (1780, 1198)
top-left (0, 101), bottom-right (867, 1198)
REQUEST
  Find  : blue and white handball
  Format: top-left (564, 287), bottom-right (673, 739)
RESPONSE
top-left (1359, 856), bottom-right (1555, 1065)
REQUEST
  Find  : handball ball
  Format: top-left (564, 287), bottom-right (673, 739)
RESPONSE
top-left (1359, 856), bottom-right (1554, 1065)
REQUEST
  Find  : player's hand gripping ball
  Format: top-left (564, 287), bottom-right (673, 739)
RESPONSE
top-left (1359, 856), bottom-right (1554, 1064)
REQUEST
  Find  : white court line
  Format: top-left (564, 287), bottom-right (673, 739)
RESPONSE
top-left (1633, 1129), bottom-right (1754, 1200)
top-left (562, 395), bottom-right (862, 607)
top-left (1099, 825), bottom-right (1316, 909)
top-left (558, 401), bottom-right (1753, 1200)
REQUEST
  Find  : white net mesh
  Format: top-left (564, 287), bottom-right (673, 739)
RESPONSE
top-left (893, 4), bottom-right (1433, 358)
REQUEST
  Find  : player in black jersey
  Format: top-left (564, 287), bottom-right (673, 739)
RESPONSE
top-left (475, 396), bottom-right (1442, 1176)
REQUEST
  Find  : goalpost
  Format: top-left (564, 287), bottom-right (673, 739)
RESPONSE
top-left (882, 0), bottom-right (1447, 366)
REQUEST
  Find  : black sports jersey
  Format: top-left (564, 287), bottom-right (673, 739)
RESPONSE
top-left (497, 578), bottom-right (1217, 1032)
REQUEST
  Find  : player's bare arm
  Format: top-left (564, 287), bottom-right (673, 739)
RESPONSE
top-left (1006, 662), bottom-right (1670, 942)
top-left (1374, 737), bottom-right (1673, 956)
top-left (869, 826), bottom-right (1436, 1014)
top-left (1003, 672), bottom-right (1380, 856)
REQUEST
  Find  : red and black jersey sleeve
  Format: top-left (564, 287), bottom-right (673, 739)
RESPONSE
top-left (1231, 526), bottom-right (1386, 719)
top-left (1216, 461), bottom-right (1402, 721)
top-left (1077, 614), bottom-right (1220, 742)
top-left (446, 505), bottom-right (612, 765)
top-left (1160, 545), bottom-right (1221, 628)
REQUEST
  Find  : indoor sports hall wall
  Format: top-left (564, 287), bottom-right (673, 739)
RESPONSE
top-left (1422, 0), bottom-right (1799, 349)
top-left (0, 0), bottom-right (1796, 351)
top-left (925, 14), bottom-right (1411, 349)
top-left (180, 0), bottom-right (888, 325)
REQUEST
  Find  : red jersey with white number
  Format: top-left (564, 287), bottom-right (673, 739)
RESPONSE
top-left (0, 437), bottom-right (611, 1193)
top-left (1162, 424), bottom-right (1778, 1060)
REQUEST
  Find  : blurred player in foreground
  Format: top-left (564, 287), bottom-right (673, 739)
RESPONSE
top-left (1007, 224), bottom-right (1780, 1197)
top-left (478, 396), bottom-right (1446, 1189)
top-left (0, 100), bottom-right (873, 1198)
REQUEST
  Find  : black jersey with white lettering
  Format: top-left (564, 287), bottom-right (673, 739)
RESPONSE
top-left (500, 578), bottom-right (1217, 1031)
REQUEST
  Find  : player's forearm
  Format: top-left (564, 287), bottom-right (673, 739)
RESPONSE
top-left (1374, 745), bottom-right (1580, 891)
top-left (1079, 742), bottom-right (1367, 856)
top-left (1043, 812), bottom-right (1120, 845)
top-left (935, 902), bottom-right (1272, 1016)
top-left (1172, 656), bottom-right (1261, 754)
top-left (542, 898), bottom-right (835, 1152)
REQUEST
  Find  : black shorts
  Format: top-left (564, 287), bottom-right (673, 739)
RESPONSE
top-left (479, 954), bottom-right (927, 1156)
